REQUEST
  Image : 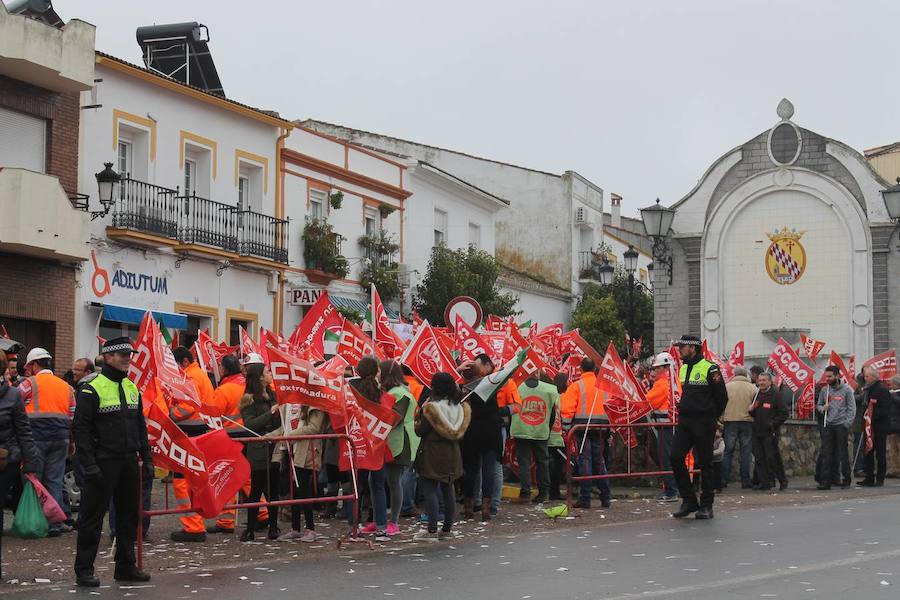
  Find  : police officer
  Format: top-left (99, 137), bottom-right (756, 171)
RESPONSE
top-left (72, 337), bottom-right (153, 587)
top-left (670, 335), bottom-right (728, 520)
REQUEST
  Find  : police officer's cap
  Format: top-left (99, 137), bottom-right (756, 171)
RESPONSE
top-left (101, 337), bottom-right (136, 355)
top-left (674, 334), bottom-right (702, 348)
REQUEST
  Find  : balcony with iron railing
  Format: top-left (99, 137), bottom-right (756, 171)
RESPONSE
top-left (106, 177), bottom-right (289, 265)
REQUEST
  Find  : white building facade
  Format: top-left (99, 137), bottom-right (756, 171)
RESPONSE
top-left (76, 52), bottom-right (292, 355)
top-left (655, 100), bottom-right (898, 361)
top-left (301, 121), bottom-right (607, 327)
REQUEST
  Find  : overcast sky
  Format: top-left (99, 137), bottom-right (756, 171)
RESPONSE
top-left (61, 0), bottom-right (899, 216)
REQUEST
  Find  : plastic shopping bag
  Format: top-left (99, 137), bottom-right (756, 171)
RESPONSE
top-left (11, 480), bottom-right (49, 539)
top-left (25, 473), bottom-right (68, 524)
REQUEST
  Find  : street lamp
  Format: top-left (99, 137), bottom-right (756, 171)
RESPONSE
top-left (597, 255), bottom-right (614, 286)
top-left (882, 177), bottom-right (900, 224)
top-left (623, 245), bottom-right (639, 274)
top-left (92, 162), bottom-right (121, 221)
top-left (621, 245), bottom-right (650, 351)
top-left (640, 198), bottom-right (675, 285)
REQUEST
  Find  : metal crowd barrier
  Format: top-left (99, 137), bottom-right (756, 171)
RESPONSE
top-left (564, 421), bottom-right (699, 510)
top-left (136, 432), bottom-right (359, 569)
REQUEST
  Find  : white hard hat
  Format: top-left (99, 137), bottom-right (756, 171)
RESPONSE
top-left (651, 352), bottom-right (674, 368)
top-left (242, 352), bottom-right (265, 366)
top-left (25, 347), bottom-right (52, 364)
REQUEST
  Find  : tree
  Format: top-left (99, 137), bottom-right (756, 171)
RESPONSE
top-left (570, 294), bottom-right (626, 355)
top-left (576, 272), bottom-right (654, 359)
top-left (413, 245), bottom-right (518, 325)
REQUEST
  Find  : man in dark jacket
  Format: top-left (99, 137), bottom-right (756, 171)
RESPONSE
top-left (670, 335), bottom-right (728, 520)
top-left (72, 337), bottom-right (153, 587)
top-left (748, 372), bottom-right (788, 491)
top-left (859, 366), bottom-right (892, 487)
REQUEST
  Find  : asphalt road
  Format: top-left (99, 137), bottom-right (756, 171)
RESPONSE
top-left (14, 493), bottom-right (900, 600)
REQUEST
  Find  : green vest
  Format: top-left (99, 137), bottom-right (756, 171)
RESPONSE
top-left (387, 386), bottom-right (420, 459)
top-left (679, 359), bottom-right (713, 388)
top-left (87, 373), bottom-right (140, 413)
top-left (511, 381), bottom-right (559, 441)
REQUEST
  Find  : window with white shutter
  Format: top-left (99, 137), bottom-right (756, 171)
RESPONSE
top-left (0, 106), bottom-right (46, 172)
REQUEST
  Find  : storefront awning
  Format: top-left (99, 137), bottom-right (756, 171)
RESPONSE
top-left (330, 295), bottom-right (400, 320)
top-left (99, 303), bottom-right (188, 330)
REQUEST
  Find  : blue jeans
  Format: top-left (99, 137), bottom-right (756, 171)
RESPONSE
top-left (401, 465), bottom-right (417, 512)
top-left (576, 431), bottom-right (610, 504)
top-left (368, 468), bottom-right (388, 530)
top-left (722, 422), bottom-right (753, 486)
top-left (32, 438), bottom-right (69, 530)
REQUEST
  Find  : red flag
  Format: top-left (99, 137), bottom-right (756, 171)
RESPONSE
top-left (129, 313), bottom-right (157, 393)
top-left (828, 351), bottom-right (857, 391)
top-left (190, 429), bottom-right (252, 518)
top-left (412, 310), bottom-right (423, 330)
top-left (484, 314), bottom-right (507, 332)
top-left (145, 402), bottom-right (207, 487)
top-left (288, 290), bottom-right (343, 356)
top-left (337, 318), bottom-right (383, 364)
top-left (767, 338), bottom-right (814, 393)
top-left (864, 404), bottom-right (874, 454)
top-left (797, 372), bottom-right (816, 420)
top-left (598, 342), bottom-right (653, 426)
top-left (371, 284), bottom-right (398, 358)
top-left (502, 320), bottom-right (529, 363)
top-left (862, 349), bottom-right (897, 382)
top-left (481, 332), bottom-right (507, 366)
top-left (729, 341), bottom-right (745, 367)
top-left (701, 339), bottom-right (714, 362)
top-left (239, 326), bottom-right (261, 359)
top-left (268, 345), bottom-right (346, 415)
top-left (336, 385), bottom-right (401, 471)
top-left (455, 314), bottom-right (492, 363)
top-left (800, 334), bottom-right (826, 362)
top-left (536, 323), bottom-right (563, 361)
top-left (512, 346), bottom-right (548, 386)
top-left (565, 331), bottom-right (604, 367)
top-left (400, 320), bottom-right (461, 386)
top-left (319, 354), bottom-right (350, 376)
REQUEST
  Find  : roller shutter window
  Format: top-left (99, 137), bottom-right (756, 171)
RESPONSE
top-left (0, 106), bottom-right (46, 172)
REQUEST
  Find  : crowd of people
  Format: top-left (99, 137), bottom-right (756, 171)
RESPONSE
top-left (1, 333), bottom-right (899, 587)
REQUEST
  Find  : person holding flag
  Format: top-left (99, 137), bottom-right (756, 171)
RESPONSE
top-left (859, 365), bottom-right (892, 487)
top-left (560, 357), bottom-right (611, 510)
top-left (206, 355), bottom-right (248, 533)
top-left (169, 346), bottom-right (213, 543)
top-left (380, 359), bottom-right (420, 537)
top-left (646, 352), bottom-right (678, 502)
top-left (815, 365), bottom-right (855, 490)
top-left (460, 355), bottom-right (507, 521)
top-left (670, 335), bottom-right (728, 520)
top-left (72, 337), bottom-right (153, 587)
top-left (413, 372), bottom-right (471, 542)
top-left (237, 356), bottom-right (282, 541)
top-left (511, 370), bottom-right (558, 503)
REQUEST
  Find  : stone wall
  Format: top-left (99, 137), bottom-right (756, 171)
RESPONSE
top-left (595, 420), bottom-right (822, 486)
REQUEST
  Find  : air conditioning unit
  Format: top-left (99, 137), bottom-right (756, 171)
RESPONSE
top-left (574, 207), bottom-right (594, 228)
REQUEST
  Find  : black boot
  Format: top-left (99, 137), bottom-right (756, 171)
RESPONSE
top-left (695, 506), bottom-right (714, 520)
top-left (672, 501), bottom-right (699, 519)
top-left (76, 574), bottom-right (101, 587)
top-left (114, 566), bottom-right (151, 582)
top-left (170, 530), bottom-right (207, 542)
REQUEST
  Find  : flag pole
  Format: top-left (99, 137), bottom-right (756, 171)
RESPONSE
top-left (578, 389), bottom-right (600, 456)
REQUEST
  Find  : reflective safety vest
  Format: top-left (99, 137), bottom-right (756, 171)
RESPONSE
top-left (511, 380), bottom-right (559, 441)
top-left (386, 385), bottom-right (419, 459)
top-left (679, 360), bottom-right (713, 388)
top-left (88, 373), bottom-right (140, 413)
top-left (23, 371), bottom-right (74, 439)
top-left (561, 372), bottom-right (608, 424)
